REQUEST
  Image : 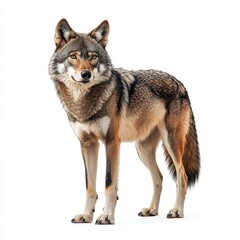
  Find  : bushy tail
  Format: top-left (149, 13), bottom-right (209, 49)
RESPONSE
top-left (163, 109), bottom-right (200, 187)
top-left (182, 110), bottom-right (200, 186)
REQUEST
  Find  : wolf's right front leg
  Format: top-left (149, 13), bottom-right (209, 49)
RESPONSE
top-left (95, 138), bottom-right (120, 224)
top-left (71, 132), bottom-right (99, 223)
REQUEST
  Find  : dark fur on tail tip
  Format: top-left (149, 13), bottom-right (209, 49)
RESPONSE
top-left (163, 111), bottom-right (200, 187)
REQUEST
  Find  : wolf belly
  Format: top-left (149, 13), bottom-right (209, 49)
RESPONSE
top-left (120, 100), bottom-right (167, 142)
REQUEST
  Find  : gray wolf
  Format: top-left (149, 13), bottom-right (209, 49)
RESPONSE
top-left (48, 19), bottom-right (200, 224)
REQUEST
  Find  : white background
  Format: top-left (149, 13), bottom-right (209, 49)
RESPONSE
top-left (0, 0), bottom-right (240, 239)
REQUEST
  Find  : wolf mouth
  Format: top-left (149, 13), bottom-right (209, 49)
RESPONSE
top-left (71, 76), bottom-right (89, 84)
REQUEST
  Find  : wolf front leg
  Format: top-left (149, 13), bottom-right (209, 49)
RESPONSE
top-left (95, 138), bottom-right (120, 224)
top-left (71, 132), bottom-right (99, 223)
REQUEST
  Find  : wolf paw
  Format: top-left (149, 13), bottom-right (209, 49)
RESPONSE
top-left (138, 208), bottom-right (158, 217)
top-left (167, 208), bottom-right (184, 218)
top-left (95, 214), bottom-right (114, 224)
top-left (71, 214), bottom-right (93, 223)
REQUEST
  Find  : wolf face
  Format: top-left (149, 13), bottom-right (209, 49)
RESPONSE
top-left (49, 19), bottom-right (112, 88)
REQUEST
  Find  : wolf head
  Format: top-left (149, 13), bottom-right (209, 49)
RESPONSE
top-left (49, 19), bottom-right (112, 87)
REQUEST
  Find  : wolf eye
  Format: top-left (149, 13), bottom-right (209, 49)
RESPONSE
top-left (69, 54), bottom-right (77, 59)
top-left (90, 55), bottom-right (98, 61)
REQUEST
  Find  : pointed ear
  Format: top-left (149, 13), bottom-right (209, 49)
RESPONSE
top-left (89, 20), bottom-right (109, 49)
top-left (54, 18), bottom-right (77, 48)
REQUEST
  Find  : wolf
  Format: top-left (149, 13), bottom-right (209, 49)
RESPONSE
top-left (49, 19), bottom-right (200, 224)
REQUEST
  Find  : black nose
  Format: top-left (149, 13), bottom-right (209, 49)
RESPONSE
top-left (81, 70), bottom-right (92, 81)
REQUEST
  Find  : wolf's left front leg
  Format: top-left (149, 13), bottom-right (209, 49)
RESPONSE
top-left (72, 132), bottom-right (99, 223)
top-left (95, 138), bottom-right (120, 224)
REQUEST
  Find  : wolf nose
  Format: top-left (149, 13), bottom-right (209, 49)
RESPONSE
top-left (81, 70), bottom-right (92, 81)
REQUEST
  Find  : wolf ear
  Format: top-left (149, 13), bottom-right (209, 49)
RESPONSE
top-left (89, 20), bottom-right (109, 49)
top-left (54, 18), bottom-right (77, 48)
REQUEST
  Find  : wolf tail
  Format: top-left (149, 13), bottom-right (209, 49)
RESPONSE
top-left (182, 109), bottom-right (200, 187)
top-left (163, 108), bottom-right (200, 187)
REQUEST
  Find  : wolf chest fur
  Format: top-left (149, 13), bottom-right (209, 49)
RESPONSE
top-left (49, 19), bottom-right (200, 224)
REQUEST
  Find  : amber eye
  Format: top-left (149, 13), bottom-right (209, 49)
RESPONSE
top-left (70, 54), bottom-right (77, 59)
top-left (90, 55), bottom-right (98, 61)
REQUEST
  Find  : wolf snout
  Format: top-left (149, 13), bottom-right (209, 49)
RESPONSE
top-left (81, 70), bottom-right (92, 81)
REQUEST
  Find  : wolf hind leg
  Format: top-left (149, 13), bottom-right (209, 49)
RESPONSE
top-left (136, 127), bottom-right (163, 217)
top-left (161, 126), bottom-right (188, 218)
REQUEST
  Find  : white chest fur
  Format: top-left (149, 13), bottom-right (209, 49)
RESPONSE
top-left (70, 116), bottom-right (110, 138)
